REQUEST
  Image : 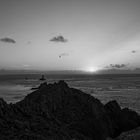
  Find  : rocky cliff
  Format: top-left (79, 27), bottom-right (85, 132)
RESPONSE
top-left (114, 127), bottom-right (140, 140)
top-left (0, 81), bottom-right (140, 140)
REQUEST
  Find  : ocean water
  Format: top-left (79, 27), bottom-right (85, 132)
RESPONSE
top-left (0, 74), bottom-right (140, 114)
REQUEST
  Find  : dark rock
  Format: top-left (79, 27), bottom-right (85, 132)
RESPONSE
top-left (31, 82), bottom-right (48, 90)
top-left (0, 81), bottom-right (140, 140)
top-left (31, 87), bottom-right (39, 90)
top-left (121, 108), bottom-right (140, 131)
top-left (39, 75), bottom-right (46, 81)
top-left (115, 127), bottom-right (140, 140)
top-left (104, 100), bottom-right (140, 138)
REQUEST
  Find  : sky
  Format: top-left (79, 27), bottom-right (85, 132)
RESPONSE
top-left (0, 0), bottom-right (140, 71)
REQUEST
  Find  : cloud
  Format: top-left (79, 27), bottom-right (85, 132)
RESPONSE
top-left (0, 37), bottom-right (16, 44)
top-left (50, 35), bottom-right (68, 43)
top-left (131, 50), bottom-right (136, 53)
top-left (59, 53), bottom-right (69, 58)
top-left (27, 41), bottom-right (31, 45)
top-left (105, 64), bottom-right (129, 69)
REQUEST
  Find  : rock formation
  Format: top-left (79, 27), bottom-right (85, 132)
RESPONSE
top-left (39, 74), bottom-right (46, 81)
top-left (105, 100), bottom-right (140, 138)
top-left (115, 127), bottom-right (140, 140)
top-left (0, 81), bottom-right (140, 140)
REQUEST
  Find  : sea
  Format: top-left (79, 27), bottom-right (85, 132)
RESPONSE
top-left (0, 73), bottom-right (140, 114)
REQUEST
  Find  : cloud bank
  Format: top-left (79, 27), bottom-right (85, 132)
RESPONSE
top-left (0, 37), bottom-right (16, 44)
top-left (131, 50), bottom-right (136, 53)
top-left (50, 35), bottom-right (68, 43)
top-left (59, 53), bottom-right (69, 58)
top-left (105, 64), bottom-right (129, 69)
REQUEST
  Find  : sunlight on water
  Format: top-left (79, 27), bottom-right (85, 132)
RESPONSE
top-left (0, 74), bottom-right (140, 114)
top-left (0, 84), bottom-right (31, 103)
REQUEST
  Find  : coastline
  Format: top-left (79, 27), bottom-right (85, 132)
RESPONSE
top-left (0, 81), bottom-right (140, 140)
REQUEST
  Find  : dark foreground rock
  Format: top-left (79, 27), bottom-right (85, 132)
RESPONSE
top-left (0, 81), bottom-right (140, 140)
top-left (115, 127), bottom-right (140, 140)
top-left (104, 100), bottom-right (140, 138)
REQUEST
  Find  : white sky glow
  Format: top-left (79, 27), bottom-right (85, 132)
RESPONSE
top-left (0, 0), bottom-right (140, 71)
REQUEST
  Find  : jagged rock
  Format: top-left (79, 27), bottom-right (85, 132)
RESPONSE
top-left (104, 100), bottom-right (140, 138)
top-left (39, 75), bottom-right (46, 81)
top-left (0, 81), bottom-right (140, 140)
top-left (121, 108), bottom-right (140, 131)
top-left (115, 127), bottom-right (140, 140)
top-left (31, 82), bottom-right (47, 90)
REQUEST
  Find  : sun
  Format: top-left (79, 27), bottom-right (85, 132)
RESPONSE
top-left (86, 67), bottom-right (99, 73)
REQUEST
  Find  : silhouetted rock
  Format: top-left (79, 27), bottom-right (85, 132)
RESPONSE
top-left (31, 82), bottom-right (48, 90)
top-left (39, 74), bottom-right (46, 81)
top-left (115, 127), bottom-right (140, 140)
top-left (0, 81), bottom-right (140, 140)
top-left (104, 100), bottom-right (140, 138)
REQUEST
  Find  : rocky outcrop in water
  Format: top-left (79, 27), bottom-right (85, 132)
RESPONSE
top-left (0, 81), bottom-right (140, 140)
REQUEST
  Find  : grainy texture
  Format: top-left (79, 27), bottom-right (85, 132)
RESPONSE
top-left (0, 81), bottom-right (140, 140)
